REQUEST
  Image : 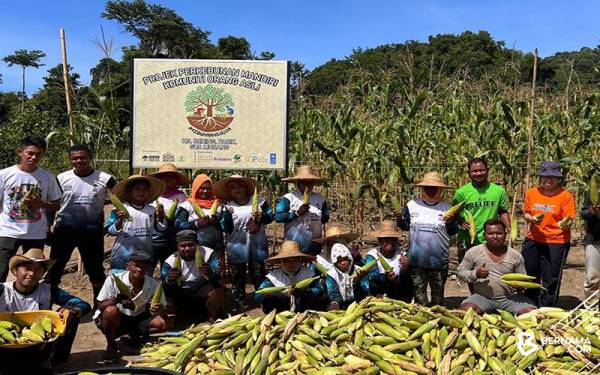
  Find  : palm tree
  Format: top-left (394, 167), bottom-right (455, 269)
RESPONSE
top-left (2, 49), bottom-right (46, 110)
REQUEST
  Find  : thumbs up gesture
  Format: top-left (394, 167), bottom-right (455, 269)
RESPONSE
top-left (476, 262), bottom-right (489, 279)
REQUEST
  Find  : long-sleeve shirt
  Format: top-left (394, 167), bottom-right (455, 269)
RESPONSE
top-left (0, 282), bottom-right (91, 314)
top-left (174, 202), bottom-right (233, 250)
top-left (581, 189), bottom-right (600, 242)
top-left (457, 244), bottom-right (526, 300)
top-left (397, 199), bottom-right (459, 269)
top-left (105, 202), bottom-right (166, 272)
top-left (224, 197), bottom-right (273, 264)
top-left (275, 191), bottom-right (330, 252)
top-left (160, 248), bottom-right (221, 292)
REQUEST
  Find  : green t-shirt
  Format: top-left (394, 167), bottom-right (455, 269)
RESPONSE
top-left (452, 182), bottom-right (509, 245)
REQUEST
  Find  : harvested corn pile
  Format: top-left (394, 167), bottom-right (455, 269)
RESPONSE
top-left (133, 297), bottom-right (600, 374)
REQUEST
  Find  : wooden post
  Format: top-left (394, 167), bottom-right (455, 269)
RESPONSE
top-left (525, 49), bottom-right (538, 192)
top-left (60, 28), bottom-right (75, 146)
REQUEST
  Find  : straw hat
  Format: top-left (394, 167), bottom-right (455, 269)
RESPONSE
top-left (282, 165), bottom-right (326, 184)
top-left (112, 174), bottom-right (166, 204)
top-left (313, 224), bottom-right (358, 244)
top-left (9, 248), bottom-right (55, 274)
top-left (415, 172), bottom-right (450, 189)
top-left (369, 220), bottom-right (404, 239)
top-left (213, 175), bottom-right (260, 201)
top-left (149, 163), bottom-right (190, 186)
top-left (266, 241), bottom-right (313, 264)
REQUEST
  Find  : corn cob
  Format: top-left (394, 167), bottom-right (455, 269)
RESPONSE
top-left (165, 201), bottom-right (178, 221)
top-left (501, 273), bottom-right (536, 282)
top-left (190, 201), bottom-right (206, 219)
top-left (208, 199), bottom-right (219, 217)
top-left (302, 187), bottom-right (310, 205)
top-left (251, 187), bottom-right (259, 215)
top-left (558, 217), bottom-right (573, 230)
top-left (151, 281), bottom-right (163, 305)
top-left (377, 255), bottom-right (393, 272)
top-left (195, 247), bottom-right (204, 269)
top-left (444, 201), bottom-right (465, 219)
top-left (112, 274), bottom-right (131, 297)
top-left (173, 254), bottom-right (182, 286)
top-left (293, 276), bottom-right (320, 290)
top-left (255, 286), bottom-right (288, 295)
top-left (351, 259), bottom-right (377, 278)
top-left (502, 280), bottom-right (546, 290)
top-left (109, 192), bottom-right (131, 220)
top-left (533, 213), bottom-right (545, 221)
top-left (510, 217), bottom-right (519, 242)
top-left (591, 173), bottom-right (599, 205)
top-left (313, 262), bottom-right (328, 277)
top-left (466, 211), bottom-right (476, 244)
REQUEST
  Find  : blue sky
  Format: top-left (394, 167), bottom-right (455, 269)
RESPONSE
top-left (1, 0), bottom-right (599, 95)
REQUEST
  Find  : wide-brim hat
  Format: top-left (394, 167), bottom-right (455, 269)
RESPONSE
top-left (369, 220), bottom-right (404, 239)
top-left (149, 163), bottom-right (190, 186)
top-left (266, 241), bottom-right (313, 264)
top-left (314, 224), bottom-right (358, 244)
top-left (112, 174), bottom-right (166, 204)
top-left (415, 172), bottom-right (450, 189)
top-left (9, 248), bottom-right (55, 274)
top-left (538, 161), bottom-right (563, 178)
top-left (213, 175), bottom-right (260, 201)
top-left (282, 165), bottom-right (326, 184)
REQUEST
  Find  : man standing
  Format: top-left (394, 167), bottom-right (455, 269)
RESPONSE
top-left (47, 144), bottom-right (116, 300)
top-left (451, 158), bottom-right (510, 263)
top-left (0, 136), bottom-right (62, 282)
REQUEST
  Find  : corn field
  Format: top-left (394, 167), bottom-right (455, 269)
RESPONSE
top-left (288, 69), bottom-right (600, 228)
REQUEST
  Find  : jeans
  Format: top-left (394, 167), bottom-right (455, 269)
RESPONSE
top-left (410, 267), bottom-right (448, 306)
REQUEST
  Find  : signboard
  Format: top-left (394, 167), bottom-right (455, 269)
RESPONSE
top-left (132, 59), bottom-right (288, 170)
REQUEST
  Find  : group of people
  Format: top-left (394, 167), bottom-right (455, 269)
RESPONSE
top-left (0, 136), bottom-right (598, 368)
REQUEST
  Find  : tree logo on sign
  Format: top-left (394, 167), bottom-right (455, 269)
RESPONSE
top-left (185, 85), bottom-right (235, 132)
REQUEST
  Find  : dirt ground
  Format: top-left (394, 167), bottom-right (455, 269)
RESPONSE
top-left (46, 229), bottom-right (587, 373)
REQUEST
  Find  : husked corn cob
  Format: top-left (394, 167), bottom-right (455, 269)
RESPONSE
top-left (466, 211), bottom-right (476, 244)
top-left (443, 201), bottom-right (465, 219)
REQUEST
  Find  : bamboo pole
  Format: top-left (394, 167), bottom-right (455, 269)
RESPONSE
top-left (60, 28), bottom-right (75, 146)
top-left (525, 49), bottom-right (538, 192)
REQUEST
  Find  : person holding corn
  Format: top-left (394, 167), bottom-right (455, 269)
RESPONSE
top-left (175, 174), bottom-right (233, 254)
top-left (458, 219), bottom-right (536, 316)
top-left (255, 241), bottom-right (324, 313)
top-left (275, 166), bottom-right (330, 255)
top-left (395, 172), bottom-right (459, 307)
top-left (312, 224), bottom-right (359, 271)
top-left (149, 163), bottom-right (190, 269)
top-left (324, 243), bottom-right (370, 310)
top-left (522, 161), bottom-right (576, 307)
top-left (105, 175), bottom-right (166, 274)
top-left (161, 230), bottom-right (224, 323)
top-left (213, 175), bottom-right (273, 308)
top-left (364, 221), bottom-right (413, 302)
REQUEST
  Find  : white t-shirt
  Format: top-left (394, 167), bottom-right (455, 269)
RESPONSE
top-left (54, 169), bottom-right (115, 231)
top-left (0, 282), bottom-right (52, 311)
top-left (0, 165), bottom-right (62, 239)
top-left (164, 246), bottom-right (215, 290)
top-left (96, 271), bottom-right (166, 316)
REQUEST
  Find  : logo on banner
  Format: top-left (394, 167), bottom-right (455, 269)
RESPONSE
top-left (185, 84), bottom-right (235, 133)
